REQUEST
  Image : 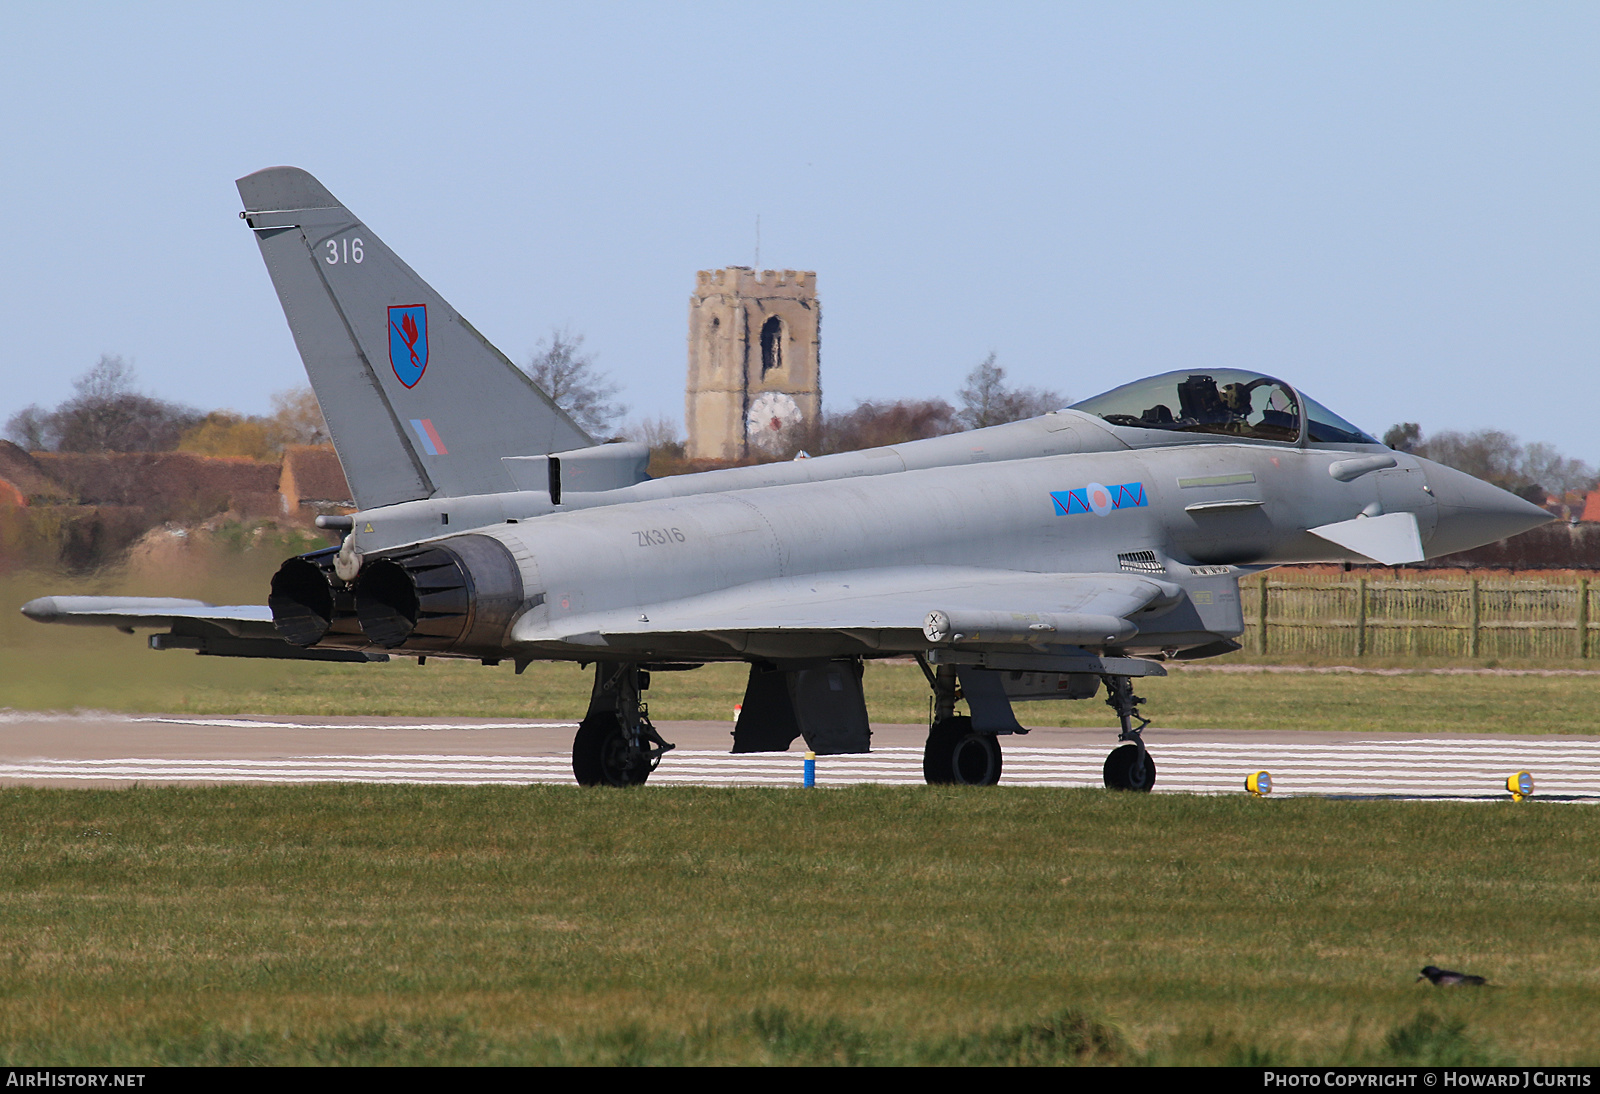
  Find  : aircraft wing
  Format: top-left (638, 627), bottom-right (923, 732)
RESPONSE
top-left (19, 597), bottom-right (385, 662)
top-left (22, 597), bottom-right (277, 635)
top-left (513, 567), bottom-right (1179, 650)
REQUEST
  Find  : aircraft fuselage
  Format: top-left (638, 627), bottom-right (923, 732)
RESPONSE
top-left (319, 411), bottom-right (1515, 666)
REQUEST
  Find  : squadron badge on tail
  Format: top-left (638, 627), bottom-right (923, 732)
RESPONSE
top-left (388, 304), bottom-right (429, 387)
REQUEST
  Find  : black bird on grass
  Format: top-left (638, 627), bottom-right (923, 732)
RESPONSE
top-left (1418, 965), bottom-right (1487, 986)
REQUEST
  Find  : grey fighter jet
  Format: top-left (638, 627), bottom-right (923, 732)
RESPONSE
top-left (22, 168), bottom-right (1553, 789)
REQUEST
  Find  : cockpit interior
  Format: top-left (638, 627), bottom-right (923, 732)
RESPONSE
top-left (1070, 369), bottom-right (1379, 446)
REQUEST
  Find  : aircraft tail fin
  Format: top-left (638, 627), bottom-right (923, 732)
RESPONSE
top-left (236, 167), bottom-right (594, 510)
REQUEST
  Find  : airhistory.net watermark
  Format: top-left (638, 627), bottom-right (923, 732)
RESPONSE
top-left (5, 1075), bottom-right (145, 1088)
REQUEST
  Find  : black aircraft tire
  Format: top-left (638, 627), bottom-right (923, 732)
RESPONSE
top-left (922, 716), bottom-right (968, 785)
top-left (950, 731), bottom-right (1003, 786)
top-left (924, 717), bottom-right (1003, 786)
top-left (1103, 743), bottom-right (1156, 792)
top-left (572, 715), bottom-right (650, 787)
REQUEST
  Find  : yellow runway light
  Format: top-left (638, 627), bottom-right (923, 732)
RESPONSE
top-left (1507, 771), bottom-right (1533, 801)
top-left (1246, 770), bottom-right (1272, 796)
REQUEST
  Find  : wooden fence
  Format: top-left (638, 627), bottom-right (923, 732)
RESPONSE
top-left (1245, 574), bottom-right (1595, 660)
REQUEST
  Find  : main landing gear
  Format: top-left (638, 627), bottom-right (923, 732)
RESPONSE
top-left (924, 715), bottom-right (1005, 785)
top-left (920, 661), bottom-right (1004, 786)
top-left (1100, 674), bottom-right (1155, 792)
top-left (572, 662), bottom-right (675, 787)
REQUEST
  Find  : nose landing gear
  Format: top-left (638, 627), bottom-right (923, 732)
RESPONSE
top-left (1101, 674), bottom-right (1155, 791)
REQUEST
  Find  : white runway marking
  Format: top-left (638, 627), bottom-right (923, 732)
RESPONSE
top-left (3, 738), bottom-right (1597, 799)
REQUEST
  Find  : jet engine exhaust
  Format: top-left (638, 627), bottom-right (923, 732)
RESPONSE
top-left (268, 534), bottom-right (526, 657)
top-left (350, 535), bottom-right (525, 655)
top-left (352, 548), bottom-right (477, 649)
top-left (353, 557), bottom-right (427, 647)
top-left (268, 556), bottom-right (337, 647)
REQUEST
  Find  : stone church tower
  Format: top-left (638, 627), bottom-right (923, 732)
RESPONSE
top-left (685, 267), bottom-right (820, 460)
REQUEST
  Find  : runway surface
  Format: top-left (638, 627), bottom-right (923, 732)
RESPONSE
top-left (2, 712), bottom-right (1597, 801)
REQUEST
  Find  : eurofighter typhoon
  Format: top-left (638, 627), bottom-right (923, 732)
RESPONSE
top-left (23, 168), bottom-right (1553, 789)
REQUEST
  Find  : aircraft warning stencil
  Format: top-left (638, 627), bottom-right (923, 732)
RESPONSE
top-left (1050, 482), bottom-right (1147, 516)
top-left (388, 304), bottom-right (429, 387)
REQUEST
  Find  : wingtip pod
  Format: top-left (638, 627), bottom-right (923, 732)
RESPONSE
top-left (20, 596), bottom-right (218, 626)
top-left (20, 597), bottom-right (58, 622)
top-left (236, 166), bottom-right (341, 214)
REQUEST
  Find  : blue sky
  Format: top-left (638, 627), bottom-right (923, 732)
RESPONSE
top-left (1, 3), bottom-right (1595, 458)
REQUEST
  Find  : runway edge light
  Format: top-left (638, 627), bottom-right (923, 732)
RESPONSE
top-left (1507, 771), bottom-right (1534, 801)
top-left (1246, 770), bottom-right (1272, 796)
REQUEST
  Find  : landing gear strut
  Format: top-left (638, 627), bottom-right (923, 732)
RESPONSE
top-left (572, 662), bottom-right (675, 786)
top-left (1101, 674), bottom-right (1155, 792)
top-left (920, 660), bottom-right (1004, 786)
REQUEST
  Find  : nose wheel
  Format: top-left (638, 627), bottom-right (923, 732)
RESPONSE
top-left (1101, 674), bottom-right (1156, 792)
top-left (1102, 742), bottom-right (1157, 791)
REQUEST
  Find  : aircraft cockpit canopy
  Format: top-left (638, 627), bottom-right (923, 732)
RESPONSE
top-left (1070, 369), bottom-right (1379, 446)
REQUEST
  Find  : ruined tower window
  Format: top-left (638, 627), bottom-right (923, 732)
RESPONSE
top-left (760, 316), bottom-right (783, 376)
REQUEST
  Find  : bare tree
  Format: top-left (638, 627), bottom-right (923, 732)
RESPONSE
top-left (623, 415), bottom-right (684, 456)
top-left (267, 386), bottom-right (331, 449)
top-left (821, 398), bottom-right (960, 453)
top-left (1520, 441), bottom-right (1595, 501)
top-left (525, 330), bottom-right (627, 438)
top-left (956, 353), bottom-right (1065, 430)
top-left (1418, 429), bottom-right (1525, 491)
top-left (1385, 423), bottom-right (1596, 502)
top-left (1382, 422), bottom-right (1422, 452)
top-left (4, 356), bottom-right (202, 453)
top-left (4, 405), bottom-right (51, 451)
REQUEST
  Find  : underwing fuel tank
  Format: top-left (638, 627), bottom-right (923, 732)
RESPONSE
top-left (269, 535), bottom-right (525, 657)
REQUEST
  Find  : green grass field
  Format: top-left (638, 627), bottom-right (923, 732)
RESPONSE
top-left (1, 785), bottom-right (1594, 1065)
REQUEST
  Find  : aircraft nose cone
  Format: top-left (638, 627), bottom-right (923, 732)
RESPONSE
top-left (1419, 459), bottom-right (1554, 556)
